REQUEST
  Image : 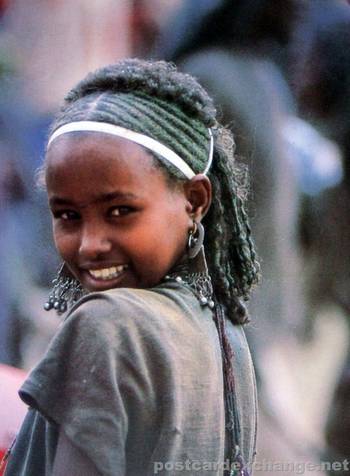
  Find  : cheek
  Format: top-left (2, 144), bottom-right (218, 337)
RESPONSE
top-left (134, 210), bottom-right (189, 260)
top-left (52, 226), bottom-right (79, 261)
top-left (166, 204), bottom-right (192, 244)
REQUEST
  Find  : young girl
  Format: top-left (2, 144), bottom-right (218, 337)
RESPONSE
top-left (4, 59), bottom-right (259, 476)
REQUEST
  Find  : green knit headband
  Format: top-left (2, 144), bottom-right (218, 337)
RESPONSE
top-left (50, 91), bottom-right (214, 178)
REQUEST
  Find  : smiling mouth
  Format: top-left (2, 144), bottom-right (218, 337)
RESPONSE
top-left (88, 265), bottom-right (128, 281)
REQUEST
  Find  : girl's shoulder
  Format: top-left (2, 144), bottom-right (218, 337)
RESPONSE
top-left (68, 281), bottom-right (188, 314)
top-left (62, 282), bottom-right (204, 340)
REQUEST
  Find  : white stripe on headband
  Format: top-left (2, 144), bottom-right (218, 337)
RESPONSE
top-left (47, 121), bottom-right (214, 179)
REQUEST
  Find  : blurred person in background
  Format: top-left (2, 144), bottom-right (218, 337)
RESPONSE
top-left (0, 38), bottom-right (59, 369)
top-left (292, 0), bottom-right (350, 472)
top-left (0, 109), bottom-right (59, 370)
top-left (0, 133), bottom-right (25, 365)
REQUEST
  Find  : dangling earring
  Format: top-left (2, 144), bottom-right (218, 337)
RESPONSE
top-left (44, 263), bottom-right (85, 314)
top-left (165, 220), bottom-right (214, 308)
top-left (187, 221), bottom-right (204, 258)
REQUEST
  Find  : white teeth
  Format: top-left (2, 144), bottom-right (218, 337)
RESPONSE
top-left (93, 269), bottom-right (103, 278)
top-left (89, 265), bottom-right (127, 281)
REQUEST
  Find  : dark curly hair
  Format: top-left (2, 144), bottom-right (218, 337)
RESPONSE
top-left (45, 58), bottom-right (260, 324)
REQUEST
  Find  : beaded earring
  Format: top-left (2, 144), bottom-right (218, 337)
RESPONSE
top-left (44, 264), bottom-right (85, 314)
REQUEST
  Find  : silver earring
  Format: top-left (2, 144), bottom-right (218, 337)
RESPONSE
top-left (44, 264), bottom-right (85, 314)
top-left (165, 226), bottom-right (214, 307)
top-left (187, 221), bottom-right (204, 259)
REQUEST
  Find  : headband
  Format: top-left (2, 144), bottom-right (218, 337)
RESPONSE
top-left (47, 121), bottom-right (214, 179)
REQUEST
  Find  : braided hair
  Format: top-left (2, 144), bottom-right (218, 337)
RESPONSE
top-left (46, 59), bottom-right (260, 324)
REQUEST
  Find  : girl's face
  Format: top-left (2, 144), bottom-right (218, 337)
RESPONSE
top-left (45, 133), bottom-right (194, 292)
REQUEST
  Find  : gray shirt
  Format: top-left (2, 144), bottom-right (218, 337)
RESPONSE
top-left (5, 282), bottom-right (257, 475)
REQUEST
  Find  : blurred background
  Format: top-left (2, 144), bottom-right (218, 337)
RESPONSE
top-left (0, 0), bottom-right (349, 474)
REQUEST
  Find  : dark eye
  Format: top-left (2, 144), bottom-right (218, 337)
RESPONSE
top-left (52, 210), bottom-right (80, 221)
top-left (110, 206), bottom-right (134, 217)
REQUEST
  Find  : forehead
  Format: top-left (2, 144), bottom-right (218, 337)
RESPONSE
top-left (46, 132), bottom-right (156, 172)
top-left (45, 132), bottom-right (171, 200)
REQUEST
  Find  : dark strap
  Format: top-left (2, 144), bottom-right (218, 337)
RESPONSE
top-left (213, 303), bottom-right (250, 476)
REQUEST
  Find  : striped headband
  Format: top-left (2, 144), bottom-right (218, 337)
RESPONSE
top-left (47, 121), bottom-right (214, 179)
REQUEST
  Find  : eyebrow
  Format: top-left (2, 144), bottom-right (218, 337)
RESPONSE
top-left (49, 191), bottom-right (139, 207)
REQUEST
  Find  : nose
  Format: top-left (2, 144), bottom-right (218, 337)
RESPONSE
top-left (78, 225), bottom-right (113, 260)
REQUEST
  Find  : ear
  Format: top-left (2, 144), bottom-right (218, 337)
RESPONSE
top-left (183, 174), bottom-right (212, 221)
